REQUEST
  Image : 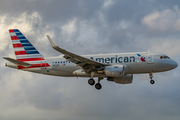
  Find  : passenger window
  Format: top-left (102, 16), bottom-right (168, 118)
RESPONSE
top-left (160, 56), bottom-right (163, 59)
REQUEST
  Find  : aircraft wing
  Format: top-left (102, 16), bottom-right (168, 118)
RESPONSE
top-left (47, 35), bottom-right (105, 71)
top-left (3, 57), bottom-right (31, 67)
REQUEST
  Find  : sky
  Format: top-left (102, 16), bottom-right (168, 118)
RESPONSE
top-left (0, 0), bottom-right (180, 120)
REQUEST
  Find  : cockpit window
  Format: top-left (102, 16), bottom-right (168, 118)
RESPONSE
top-left (166, 56), bottom-right (170, 59)
top-left (160, 56), bottom-right (170, 59)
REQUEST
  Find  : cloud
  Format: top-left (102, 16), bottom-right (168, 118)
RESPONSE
top-left (0, 11), bottom-right (55, 57)
top-left (142, 5), bottom-right (180, 31)
top-left (103, 0), bottom-right (114, 9)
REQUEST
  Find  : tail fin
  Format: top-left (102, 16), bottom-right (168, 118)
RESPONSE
top-left (9, 29), bottom-right (44, 62)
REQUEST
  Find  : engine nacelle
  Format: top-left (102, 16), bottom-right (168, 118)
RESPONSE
top-left (104, 65), bottom-right (129, 77)
top-left (107, 74), bottom-right (133, 84)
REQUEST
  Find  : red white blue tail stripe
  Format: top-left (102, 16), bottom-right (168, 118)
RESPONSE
top-left (9, 29), bottom-right (50, 69)
top-left (9, 29), bottom-right (44, 62)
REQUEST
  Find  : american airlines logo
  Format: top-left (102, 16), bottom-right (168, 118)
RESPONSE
top-left (90, 54), bottom-right (146, 64)
top-left (137, 53), bottom-right (146, 62)
top-left (90, 55), bottom-right (136, 63)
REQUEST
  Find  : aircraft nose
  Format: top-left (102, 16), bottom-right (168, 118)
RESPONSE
top-left (171, 60), bottom-right (178, 69)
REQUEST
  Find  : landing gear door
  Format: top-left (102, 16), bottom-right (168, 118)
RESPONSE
top-left (147, 53), bottom-right (153, 64)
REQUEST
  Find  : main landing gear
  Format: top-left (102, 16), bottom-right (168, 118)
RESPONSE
top-left (88, 77), bottom-right (103, 90)
top-left (88, 72), bottom-right (103, 90)
top-left (149, 73), bottom-right (155, 84)
top-left (88, 79), bottom-right (95, 85)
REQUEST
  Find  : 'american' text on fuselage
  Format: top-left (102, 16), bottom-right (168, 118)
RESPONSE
top-left (90, 55), bottom-right (137, 64)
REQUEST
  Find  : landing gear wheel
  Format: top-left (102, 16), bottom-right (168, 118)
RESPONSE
top-left (88, 79), bottom-right (95, 86)
top-left (95, 83), bottom-right (102, 90)
top-left (150, 80), bottom-right (155, 84)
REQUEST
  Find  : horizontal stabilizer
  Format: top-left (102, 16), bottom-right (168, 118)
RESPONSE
top-left (3, 57), bottom-right (31, 67)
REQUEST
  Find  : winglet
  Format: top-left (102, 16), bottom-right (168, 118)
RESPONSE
top-left (3, 57), bottom-right (31, 67)
top-left (46, 35), bottom-right (67, 54)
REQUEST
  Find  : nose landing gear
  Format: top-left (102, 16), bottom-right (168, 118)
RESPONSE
top-left (150, 79), bottom-right (155, 84)
top-left (149, 73), bottom-right (155, 84)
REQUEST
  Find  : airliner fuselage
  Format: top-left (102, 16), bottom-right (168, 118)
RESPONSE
top-left (6, 52), bottom-right (177, 77)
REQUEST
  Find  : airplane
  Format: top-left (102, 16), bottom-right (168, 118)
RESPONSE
top-left (3, 29), bottom-right (178, 90)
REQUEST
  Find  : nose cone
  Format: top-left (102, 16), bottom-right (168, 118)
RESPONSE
top-left (171, 60), bottom-right (178, 69)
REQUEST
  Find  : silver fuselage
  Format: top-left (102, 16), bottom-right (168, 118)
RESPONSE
top-left (6, 52), bottom-right (178, 77)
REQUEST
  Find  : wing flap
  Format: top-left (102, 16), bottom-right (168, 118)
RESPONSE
top-left (3, 57), bottom-right (31, 67)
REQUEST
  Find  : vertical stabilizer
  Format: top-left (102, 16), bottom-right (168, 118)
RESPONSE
top-left (9, 29), bottom-right (44, 62)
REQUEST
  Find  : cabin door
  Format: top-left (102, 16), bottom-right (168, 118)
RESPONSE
top-left (147, 53), bottom-right (153, 64)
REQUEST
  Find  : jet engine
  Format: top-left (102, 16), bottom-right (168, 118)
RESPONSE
top-left (104, 65), bottom-right (129, 77)
top-left (107, 74), bottom-right (133, 84)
